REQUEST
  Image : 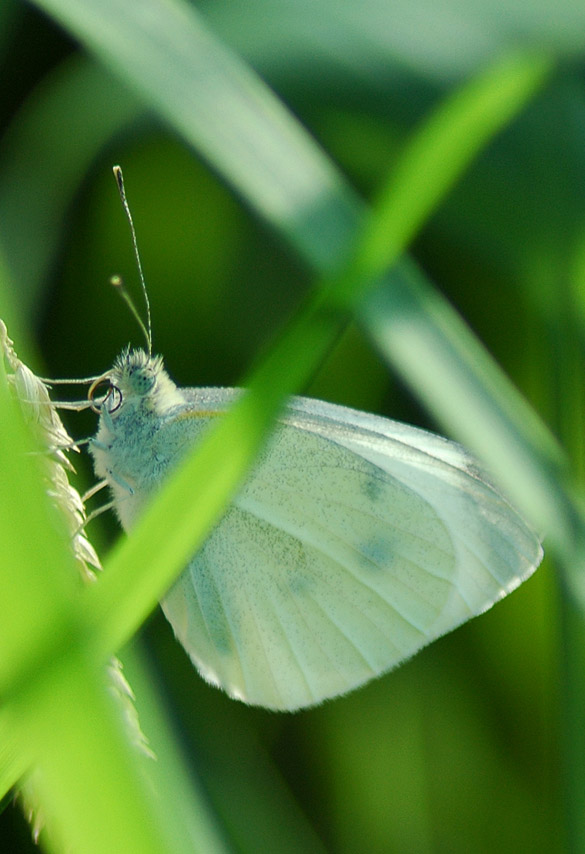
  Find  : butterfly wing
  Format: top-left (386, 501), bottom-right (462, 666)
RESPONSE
top-left (161, 392), bottom-right (542, 711)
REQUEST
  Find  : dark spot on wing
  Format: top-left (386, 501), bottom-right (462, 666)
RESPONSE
top-left (288, 573), bottom-right (312, 596)
top-left (362, 476), bottom-right (385, 503)
top-left (359, 536), bottom-right (392, 571)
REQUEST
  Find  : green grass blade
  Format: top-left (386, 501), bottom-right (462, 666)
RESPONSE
top-left (0, 282), bottom-right (223, 851)
top-left (4, 652), bottom-right (181, 854)
top-left (0, 344), bottom-right (79, 693)
top-left (334, 51), bottom-right (553, 296)
top-left (0, 708), bottom-right (27, 803)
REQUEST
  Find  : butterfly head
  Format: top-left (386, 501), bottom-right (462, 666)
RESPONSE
top-left (111, 348), bottom-right (162, 396)
top-left (89, 347), bottom-right (185, 416)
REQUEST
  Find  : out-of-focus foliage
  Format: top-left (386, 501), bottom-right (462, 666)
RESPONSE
top-left (1, 1), bottom-right (585, 851)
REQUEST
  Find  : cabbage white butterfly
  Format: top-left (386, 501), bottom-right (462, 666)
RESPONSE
top-left (89, 168), bottom-right (543, 711)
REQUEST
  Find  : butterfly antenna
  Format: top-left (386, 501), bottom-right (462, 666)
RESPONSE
top-left (112, 165), bottom-right (153, 355)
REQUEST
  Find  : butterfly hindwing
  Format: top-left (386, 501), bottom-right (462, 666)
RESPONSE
top-left (161, 400), bottom-right (540, 710)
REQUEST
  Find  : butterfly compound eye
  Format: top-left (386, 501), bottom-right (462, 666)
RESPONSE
top-left (130, 366), bottom-right (156, 395)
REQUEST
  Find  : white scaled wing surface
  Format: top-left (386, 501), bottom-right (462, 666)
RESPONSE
top-left (161, 393), bottom-right (543, 711)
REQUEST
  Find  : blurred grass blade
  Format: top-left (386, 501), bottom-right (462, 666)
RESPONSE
top-left (0, 302), bottom-right (223, 852)
top-left (0, 336), bottom-right (79, 693)
top-left (4, 651), bottom-right (181, 854)
top-left (119, 646), bottom-right (249, 854)
top-left (30, 0), bottom-right (359, 272)
top-left (0, 380), bottom-right (172, 852)
top-left (0, 709), bottom-right (26, 803)
top-left (203, 0), bottom-right (585, 81)
top-left (361, 265), bottom-right (572, 532)
top-left (334, 51), bottom-right (553, 297)
top-left (0, 55), bottom-right (143, 315)
top-left (79, 49), bottom-right (553, 658)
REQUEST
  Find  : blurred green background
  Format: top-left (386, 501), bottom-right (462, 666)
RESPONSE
top-left (1, 1), bottom-right (584, 851)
